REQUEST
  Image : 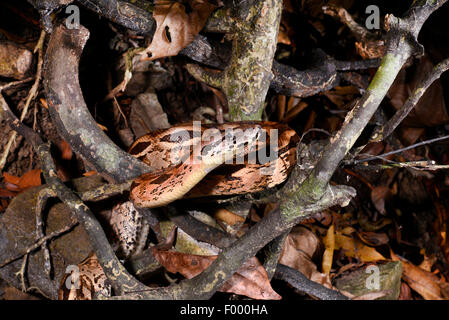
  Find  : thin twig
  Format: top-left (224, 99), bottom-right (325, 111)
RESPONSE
top-left (274, 264), bottom-right (349, 300)
top-left (35, 188), bottom-right (57, 278)
top-left (376, 57), bottom-right (449, 140)
top-left (0, 223), bottom-right (77, 269)
top-left (0, 30), bottom-right (46, 171)
top-left (352, 134), bottom-right (449, 164)
top-left (350, 160), bottom-right (449, 171)
top-left (15, 254), bottom-right (29, 292)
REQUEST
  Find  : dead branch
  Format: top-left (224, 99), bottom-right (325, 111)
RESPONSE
top-left (0, 95), bottom-right (149, 296)
top-left (186, 0), bottom-right (283, 121)
top-left (43, 24), bottom-right (151, 183)
top-left (274, 264), bottom-right (349, 300)
top-left (374, 57), bottom-right (449, 141)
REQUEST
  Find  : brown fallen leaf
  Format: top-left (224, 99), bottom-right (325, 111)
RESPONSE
top-left (58, 253), bottom-right (111, 300)
top-left (391, 250), bottom-right (446, 300)
top-left (398, 282), bottom-right (413, 300)
top-left (335, 232), bottom-right (385, 262)
top-left (388, 55), bottom-right (449, 134)
top-left (141, 0), bottom-right (217, 61)
top-left (322, 224), bottom-right (335, 275)
top-left (3, 169), bottom-right (42, 193)
top-left (152, 248), bottom-right (215, 279)
top-left (58, 140), bottom-right (73, 160)
top-left (83, 170), bottom-right (98, 177)
top-left (152, 249), bottom-right (281, 300)
top-left (213, 208), bottom-right (246, 226)
top-left (279, 226), bottom-right (333, 289)
top-left (0, 188), bottom-right (16, 198)
top-left (219, 257), bottom-right (281, 300)
top-left (0, 198), bottom-right (9, 211)
top-left (371, 186), bottom-right (392, 216)
top-left (357, 231), bottom-right (389, 247)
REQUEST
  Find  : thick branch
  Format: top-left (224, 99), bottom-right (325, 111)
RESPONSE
top-left (27, 0), bottom-right (155, 34)
top-left (181, 36), bottom-right (379, 99)
top-left (77, 0), bottom-right (156, 35)
top-left (43, 24), bottom-right (151, 183)
top-left (186, 0), bottom-right (282, 121)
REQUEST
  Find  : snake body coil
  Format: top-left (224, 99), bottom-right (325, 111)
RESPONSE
top-left (129, 121), bottom-right (299, 208)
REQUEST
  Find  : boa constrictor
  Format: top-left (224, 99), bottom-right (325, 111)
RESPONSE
top-left (128, 121), bottom-right (299, 208)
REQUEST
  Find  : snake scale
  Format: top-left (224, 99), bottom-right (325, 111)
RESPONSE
top-left (128, 121), bottom-right (299, 208)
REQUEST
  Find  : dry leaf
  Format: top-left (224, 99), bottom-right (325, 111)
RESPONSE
top-left (83, 170), bottom-right (98, 177)
top-left (391, 250), bottom-right (445, 300)
top-left (279, 226), bottom-right (333, 289)
top-left (388, 55), bottom-right (449, 132)
top-left (0, 188), bottom-right (16, 198)
top-left (418, 252), bottom-right (437, 272)
top-left (357, 231), bottom-right (389, 247)
top-left (213, 208), bottom-right (245, 226)
top-left (59, 140), bottom-right (73, 160)
top-left (335, 232), bottom-right (385, 262)
top-left (322, 224), bottom-right (335, 274)
top-left (2, 172), bottom-right (20, 186)
top-left (399, 282), bottom-right (412, 300)
top-left (152, 249), bottom-right (281, 300)
top-left (277, 24), bottom-right (291, 45)
top-left (39, 98), bottom-right (49, 109)
top-left (58, 253), bottom-right (111, 300)
top-left (152, 248), bottom-right (215, 279)
top-left (141, 0), bottom-right (217, 61)
top-left (371, 186), bottom-right (392, 216)
top-left (355, 40), bottom-right (385, 59)
top-left (218, 257), bottom-right (281, 300)
top-left (0, 198), bottom-right (9, 211)
top-left (3, 169), bottom-right (42, 193)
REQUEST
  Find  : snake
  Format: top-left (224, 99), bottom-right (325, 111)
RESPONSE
top-left (128, 121), bottom-right (299, 208)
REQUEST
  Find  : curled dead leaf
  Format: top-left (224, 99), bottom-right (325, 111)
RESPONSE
top-left (58, 253), bottom-right (111, 300)
top-left (152, 249), bottom-right (281, 300)
top-left (279, 226), bottom-right (333, 290)
top-left (391, 250), bottom-right (446, 300)
top-left (335, 232), bottom-right (385, 262)
top-left (322, 224), bottom-right (335, 275)
top-left (357, 231), bottom-right (389, 247)
top-left (371, 186), bottom-right (392, 216)
top-left (2, 169), bottom-right (42, 193)
top-left (141, 0), bottom-right (217, 61)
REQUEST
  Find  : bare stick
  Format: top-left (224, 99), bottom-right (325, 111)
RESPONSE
top-left (35, 187), bottom-right (57, 278)
top-left (353, 134), bottom-right (449, 164)
top-left (0, 223), bottom-right (77, 269)
top-left (375, 57), bottom-right (449, 140)
top-left (274, 264), bottom-right (349, 300)
top-left (0, 30), bottom-right (46, 171)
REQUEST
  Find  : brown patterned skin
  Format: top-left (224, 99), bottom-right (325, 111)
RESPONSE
top-left (128, 121), bottom-right (299, 208)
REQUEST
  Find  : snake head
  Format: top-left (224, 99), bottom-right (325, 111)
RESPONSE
top-left (204, 125), bottom-right (262, 165)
